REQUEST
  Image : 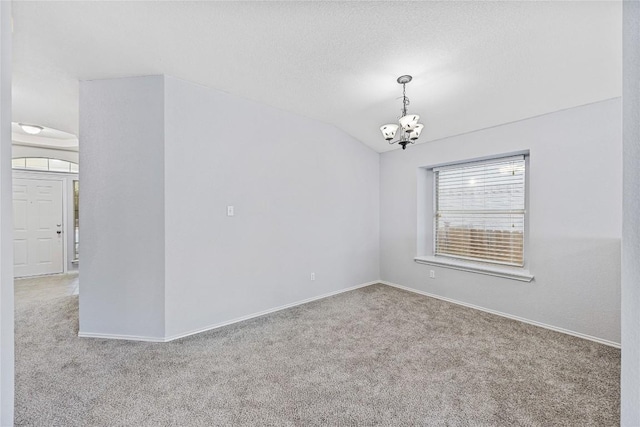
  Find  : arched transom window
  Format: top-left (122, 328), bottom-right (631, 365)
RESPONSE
top-left (12, 157), bottom-right (78, 173)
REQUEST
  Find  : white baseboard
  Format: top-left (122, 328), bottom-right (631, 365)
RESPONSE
top-left (163, 281), bottom-right (379, 342)
top-left (78, 331), bottom-right (165, 342)
top-left (79, 280), bottom-right (621, 349)
top-left (78, 280), bottom-right (380, 343)
top-left (379, 280), bottom-right (621, 349)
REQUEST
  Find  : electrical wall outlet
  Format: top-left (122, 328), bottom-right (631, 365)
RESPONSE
top-left (429, 270), bottom-right (435, 279)
top-left (310, 273), bottom-right (316, 281)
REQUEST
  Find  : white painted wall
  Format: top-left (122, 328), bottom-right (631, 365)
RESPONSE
top-left (622, 2), bottom-right (640, 424)
top-left (79, 75), bottom-right (379, 340)
top-left (79, 76), bottom-right (166, 339)
top-left (0, 1), bottom-right (12, 424)
top-left (380, 98), bottom-right (622, 344)
top-left (163, 76), bottom-right (380, 338)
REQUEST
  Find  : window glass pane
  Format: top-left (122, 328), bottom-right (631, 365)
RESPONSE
top-left (434, 156), bottom-right (526, 267)
top-left (25, 158), bottom-right (48, 170)
top-left (48, 159), bottom-right (71, 172)
top-left (74, 180), bottom-right (79, 261)
top-left (12, 158), bottom-right (26, 169)
top-left (12, 157), bottom-right (78, 172)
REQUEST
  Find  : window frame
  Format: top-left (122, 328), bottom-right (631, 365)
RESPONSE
top-left (414, 151), bottom-right (533, 282)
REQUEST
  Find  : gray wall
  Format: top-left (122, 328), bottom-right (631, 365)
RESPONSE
top-left (380, 98), bottom-right (622, 344)
top-left (79, 75), bottom-right (379, 340)
top-left (79, 76), bottom-right (166, 339)
top-left (0, 1), bottom-right (12, 424)
top-left (622, 2), bottom-right (640, 424)
top-left (163, 76), bottom-right (380, 337)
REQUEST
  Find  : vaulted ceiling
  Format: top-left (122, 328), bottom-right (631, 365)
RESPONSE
top-left (12, 1), bottom-right (621, 153)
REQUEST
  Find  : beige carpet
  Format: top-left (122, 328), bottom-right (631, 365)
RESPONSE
top-left (15, 275), bottom-right (620, 426)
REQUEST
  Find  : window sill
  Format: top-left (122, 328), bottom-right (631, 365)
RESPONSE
top-left (414, 256), bottom-right (534, 282)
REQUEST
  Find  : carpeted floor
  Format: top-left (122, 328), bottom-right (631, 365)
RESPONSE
top-left (15, 275), bottom-right (620, 426)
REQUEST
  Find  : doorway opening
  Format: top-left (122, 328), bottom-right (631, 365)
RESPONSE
top-left (11, 157), bottom-right (79, 279)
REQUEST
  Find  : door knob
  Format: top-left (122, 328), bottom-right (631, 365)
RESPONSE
top-left (57, 231), bottom-right (61, 235)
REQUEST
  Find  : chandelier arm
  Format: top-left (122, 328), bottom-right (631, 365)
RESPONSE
top-left (388, 137), bottom-right (411, 145)
top-left (388, 132), bottom-right (419, 146)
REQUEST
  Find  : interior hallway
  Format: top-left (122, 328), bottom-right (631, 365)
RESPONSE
top-left (15, 273), bottom-right (78, 304)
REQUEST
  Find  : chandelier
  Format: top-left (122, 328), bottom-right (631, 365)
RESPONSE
top-left (379, 75), bottom-right (424, 150)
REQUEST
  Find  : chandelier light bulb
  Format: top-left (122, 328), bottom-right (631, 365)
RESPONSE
top-left (399, 114), bottom-right (420, 132)
top-left (410, 124), bottom-right (424, 140)
top-left (380, 124), bottom-right (399, 141)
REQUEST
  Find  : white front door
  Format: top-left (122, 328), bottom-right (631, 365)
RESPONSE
top-left (13, 178), bottom-right (64, 277)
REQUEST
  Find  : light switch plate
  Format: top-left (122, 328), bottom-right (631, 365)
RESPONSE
top-left (227, 206), bottom-right (234, 216)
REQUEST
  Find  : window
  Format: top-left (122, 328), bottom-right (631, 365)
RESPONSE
top-left (12, 157), bottom-right (78, 173)
top-left (73, 180), bottom-right (79, 261)
top-left (433, 155), bottom-right (526, 267)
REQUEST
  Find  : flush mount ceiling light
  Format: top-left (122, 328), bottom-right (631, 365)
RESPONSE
top-left (18, 123), bottom-right (44, 135)
top-left (379, 75), bottom-right (424, 150)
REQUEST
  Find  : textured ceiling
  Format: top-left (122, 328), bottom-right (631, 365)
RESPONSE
top-left (12, 1), bottom-right (621, 153)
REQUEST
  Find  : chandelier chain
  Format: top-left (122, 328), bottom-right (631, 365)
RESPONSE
top-left (401, 83), bottom-right (410, 117)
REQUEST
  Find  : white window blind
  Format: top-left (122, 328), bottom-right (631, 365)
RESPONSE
top-left (434, 155), bottom-right (526, 267)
